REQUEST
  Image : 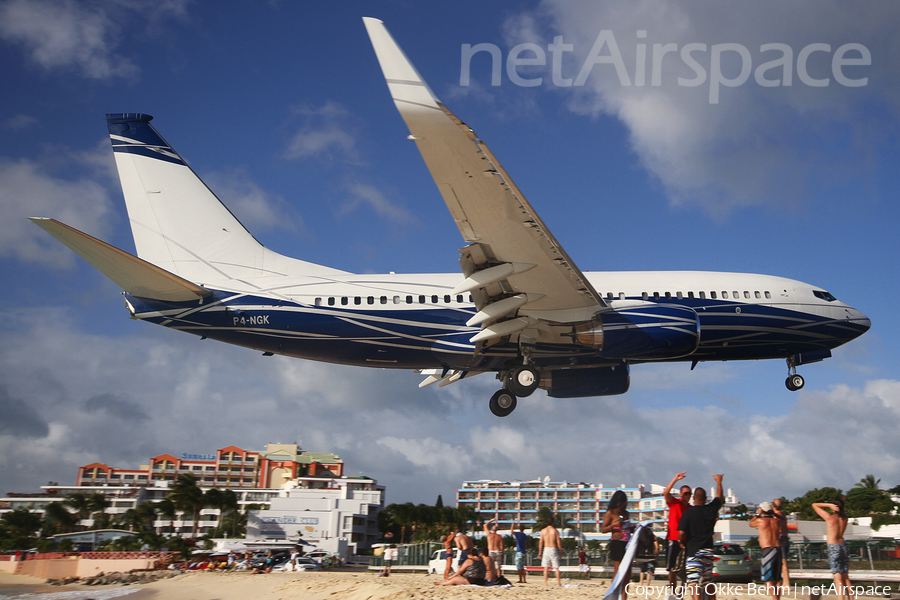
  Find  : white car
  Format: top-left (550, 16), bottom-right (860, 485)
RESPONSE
top-left (428, 548), bottom-right (459, 575)
top-left (305, 549), bottom-right (329, 562)
top-left (272, 556), bottom-right (322, 572)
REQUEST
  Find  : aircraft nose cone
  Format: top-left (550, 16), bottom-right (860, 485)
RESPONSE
top-left (848, 308), bottom-right (871, 336)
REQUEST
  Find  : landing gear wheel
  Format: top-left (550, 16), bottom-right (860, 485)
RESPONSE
top-left (508, 366), bottom-right (540, 397)
top-left (489, 389), bottom-right (518, 417)
top-left (786, 374), bottom-right (805, 391)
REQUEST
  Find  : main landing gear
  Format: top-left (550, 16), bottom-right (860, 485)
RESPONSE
top-left (785, 357), bottom-right (805, 391)
top-left (488, 365), bottom-right (540, 417)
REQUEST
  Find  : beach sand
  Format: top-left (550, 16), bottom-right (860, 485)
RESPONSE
top-left (0, 570), bottom-right (865, 600)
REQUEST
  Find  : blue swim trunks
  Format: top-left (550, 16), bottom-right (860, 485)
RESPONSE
top-left (828, 543), bottom-right (849, 574)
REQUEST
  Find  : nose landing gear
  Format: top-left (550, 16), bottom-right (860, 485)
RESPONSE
top-left (785, 358), bottom-right (805, 391)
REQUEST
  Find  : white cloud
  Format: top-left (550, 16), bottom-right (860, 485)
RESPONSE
top-left (501, 0), bottom-right (900, 216)
top-left (340, 182), bottom-right (416, 225)
top-left (284, 102), bottom-right (360, 163)
top-left (0, 156), bottom-right (115, 267)
top-left (0, 0), bottom-right (189, 80)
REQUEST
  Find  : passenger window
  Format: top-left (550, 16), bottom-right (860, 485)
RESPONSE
top-left (393, 296), bottom-right (401, 304)
top-left (665, 292), bottom-right (672, 299)
top-left (380, 296), bottom-right (387, 304)
top-left (341, 297), bottom-right (348, 305)
top-left (744, 291), bottom-right (750, 299)
top-left (653, 292), bottom-right (660, 300)
top-left (406, 295), bottom-right (413, 304)
top-left (367, 296), bottom-right (374, 305)
top-left (328, 297), bottom-right (335, 306)
top-left (314, 298), bottom-right (322, 306)
top-left (419, 295), bottom-right (426, 304)
top-left (642, 292), bottom-right (649, 300)
top-left (619, 292), bottom-right (625, 300)
top-left (765, 291), bottom-right (771, 299)
top-left (444, 295), bottom-right (451, 303)
top-left (431, 295), bottom-right (438, 304)
top-left (732, 291), bottom-right (739, 299)
top-left (468, 294), bottom-right (473, 302)
top-left (722, 291), bottom-right (728, 299)
top-left (687, 291), bottom-right (694, 299)
top-left (607, 292), bottom-right (614, 300)
top-left (676, 292), bottom-right (683, 299)
top-left (354, 297), bottom-right (361, 305)
top-left (710, 291), bottom-right (717, 299)
top-left (754, 291), bottom-right (761, 299)
top-left (457, 295), bottom-right (463, 303)
top-left (699, 291), bottom-right (705, 299)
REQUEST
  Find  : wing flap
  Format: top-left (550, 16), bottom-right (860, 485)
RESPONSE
top-left (30, 218), bottom-right (211, 302)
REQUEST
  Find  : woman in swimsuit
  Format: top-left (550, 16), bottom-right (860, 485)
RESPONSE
top-left (602, 490), bottom-right (633, 600)
top-left (435, 547), bottom-right (487, 586)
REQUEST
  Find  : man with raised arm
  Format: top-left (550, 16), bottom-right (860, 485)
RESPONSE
top-left (813, 499), bottom-right (853, 600)
top-left (750, 502), bottom-right (783, 600)
top-left (772, 498), bottom-right (791, 587)
top-left (664, 471), bottom-right (692, 593)
top-left (678, 474), bottom-right (724, 600)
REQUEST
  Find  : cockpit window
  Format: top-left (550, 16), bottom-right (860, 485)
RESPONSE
top-left (813, 290), bottom-right (837, 302)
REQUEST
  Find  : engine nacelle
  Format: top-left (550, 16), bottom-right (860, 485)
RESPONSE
top-left (541, 364), bottom-right (630, 398)
top-left (574, 303), bottom-right (700, 360)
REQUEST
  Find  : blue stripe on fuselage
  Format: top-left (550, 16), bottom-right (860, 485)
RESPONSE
top-left (123, 292), bottom-right (866, 368)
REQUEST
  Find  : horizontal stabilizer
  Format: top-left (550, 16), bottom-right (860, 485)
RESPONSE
top-left (30, 218), bottom-right (211, 302)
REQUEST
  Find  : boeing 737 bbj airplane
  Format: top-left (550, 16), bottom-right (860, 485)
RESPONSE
top-left (30, 18), bottom-right (870, 416)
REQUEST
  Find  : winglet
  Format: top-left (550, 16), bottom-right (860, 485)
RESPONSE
top-left (363, 17), bottom-right (442, 112)
top-left (30, 218), bottom-right (211, 302)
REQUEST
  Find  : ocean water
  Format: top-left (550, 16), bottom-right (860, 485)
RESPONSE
top-left (0, 588), bottom-right (142, 600)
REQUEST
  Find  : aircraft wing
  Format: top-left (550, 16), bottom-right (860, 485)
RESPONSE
top-left (364, 18), bottom-right (605, 343)
top-left (30, 218), bottom-right (211, 302)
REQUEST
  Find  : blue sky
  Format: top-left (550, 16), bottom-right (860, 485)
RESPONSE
top-left (1, 0), bottom-right (899, 508)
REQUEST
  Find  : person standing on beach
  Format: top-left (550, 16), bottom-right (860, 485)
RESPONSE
top-left (812, 500), bottom-right (853, 600)
top-left (484, 518), bottom-right (505, 579)
top-left (538, 514), bottom-right (562, 587)
top-left (602, 489), bottom-right (634, 600)
top-left (442, 527), bottom-right (455, 579)
top-left (510, 521), bottom-right (529, 583)
top-left (663, 472), bottom-right (691, 593)
top-left (772, 498), bottom-right (791, 587)
top-left (678, 474), bottom-right (724, 600)
top-left (750, 502), bottom-right (783, 600)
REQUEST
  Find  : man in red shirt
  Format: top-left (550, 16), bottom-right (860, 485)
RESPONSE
top-left (664, 472), bottom-right (692, 593)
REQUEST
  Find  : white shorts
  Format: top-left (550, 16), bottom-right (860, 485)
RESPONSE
top-left (579, 563), bottom-right (590, 573)
top-left (542, 548), bottom-right (560, 569)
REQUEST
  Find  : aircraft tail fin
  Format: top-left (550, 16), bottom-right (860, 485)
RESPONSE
top-left (106, 113), bottom-right (346, 282)
top-left (29, 218), bottom-right (211, 302)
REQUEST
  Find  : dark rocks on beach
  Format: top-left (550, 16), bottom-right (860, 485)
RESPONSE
top-left (47, 569), bottom-right (183, 587)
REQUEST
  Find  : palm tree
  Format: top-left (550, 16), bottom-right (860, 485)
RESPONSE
top-left (43, 502), bottom-right (77, 534)
top-left (154, 498), bottom-right (177, 535)
top-left (63, 492), bottom-right (92, 529)
top-left (168, 473), bottom-right (205, 538)
top-left (856, 474), bottom-right (881, 490)
top-left (88, 493), bottom-right (111, 529)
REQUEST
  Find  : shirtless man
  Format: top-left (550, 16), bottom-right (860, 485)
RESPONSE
top-left (454, 529), bottom-right (475, 569)
top-left (538, 514), bottom-right (562, 587)
top-left (750, 502), bottom-right (783, 600)
top-left (484, 518), bottom-right (505, 578)
top-left (812, 500), bottom-right (853, 600)
top-left (772, 499), bottom-right (790, 587)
